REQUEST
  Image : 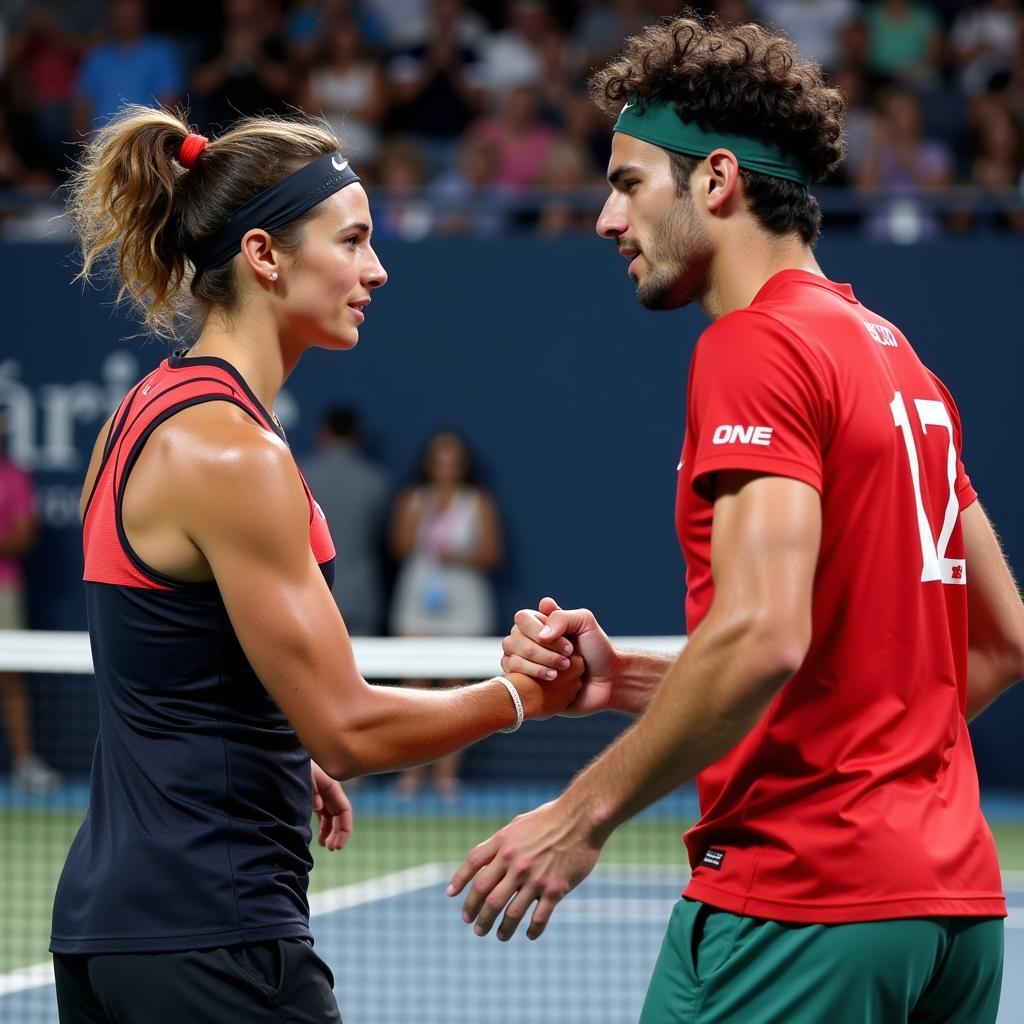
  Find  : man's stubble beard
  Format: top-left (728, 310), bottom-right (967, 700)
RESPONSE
top-left (635, 194), bottom-right (712, 312)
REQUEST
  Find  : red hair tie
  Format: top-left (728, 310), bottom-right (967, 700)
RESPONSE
top-left (178, 133), bottom-right (209, 169)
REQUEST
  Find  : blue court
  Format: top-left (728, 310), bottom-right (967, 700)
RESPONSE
top-left (3, 864), bottom-right (1021, 1023)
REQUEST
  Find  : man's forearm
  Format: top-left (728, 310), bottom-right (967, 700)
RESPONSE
top-left (611, 649), bottom-right (677, 716)
top-left (569, 618), bottom-right (797, 845)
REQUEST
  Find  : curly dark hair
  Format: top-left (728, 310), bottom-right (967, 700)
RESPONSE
top-left (588, 15), bottom-right (846, 244)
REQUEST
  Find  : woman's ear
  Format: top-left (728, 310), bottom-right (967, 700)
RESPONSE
top-left (239, 228), bottom-right (281, 286)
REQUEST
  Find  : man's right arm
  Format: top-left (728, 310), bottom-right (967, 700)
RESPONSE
top-left (606, 649), bottom-right (676, 716)
top-left (962, 501), bottom-right (1024, 720)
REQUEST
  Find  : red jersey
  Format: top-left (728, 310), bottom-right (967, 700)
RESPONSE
top-left (677, 270), bottom-right (1005, 924)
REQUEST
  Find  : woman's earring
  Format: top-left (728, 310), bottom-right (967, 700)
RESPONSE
top-left (270, 272), bottom-right (279, 281)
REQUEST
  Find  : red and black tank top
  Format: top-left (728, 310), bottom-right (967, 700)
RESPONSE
top-left (51, 352), bottom-right (336, 955)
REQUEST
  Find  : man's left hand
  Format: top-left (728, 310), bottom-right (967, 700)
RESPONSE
top-left (447, 800), bottom-right (602, 941)
top-left (311, 761), bottom-right (353, 851)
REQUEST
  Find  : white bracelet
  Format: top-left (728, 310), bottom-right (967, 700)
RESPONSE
top-left (494, 676), bottom-right (524, 733)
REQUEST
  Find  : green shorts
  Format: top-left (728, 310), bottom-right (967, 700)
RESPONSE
top-left (639, 898), bottom-right (1004, 1024)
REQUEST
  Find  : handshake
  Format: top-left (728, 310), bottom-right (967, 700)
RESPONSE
top-left (444, 596), bottom-right (658, 942)
top-left (496, 596), bottom-right (625, 725)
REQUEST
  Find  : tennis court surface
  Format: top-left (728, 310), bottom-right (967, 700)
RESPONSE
top-left (1, 784), bottom-right (1022, 1023)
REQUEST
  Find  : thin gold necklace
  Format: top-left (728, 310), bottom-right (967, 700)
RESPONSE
top-left (271, 411), bottom-right (287, 441)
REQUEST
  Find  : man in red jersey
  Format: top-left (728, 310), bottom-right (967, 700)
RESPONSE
top-left (448, 16), bottom-right (1024, 1023)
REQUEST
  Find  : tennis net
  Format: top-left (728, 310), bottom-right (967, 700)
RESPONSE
top-left (0, 629), bottom-right (691, 1024)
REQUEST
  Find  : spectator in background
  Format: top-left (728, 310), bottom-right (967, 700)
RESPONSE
top-left (285, 0), bottom-right (327, 65)
top-left (713, 0), bottom-right (757, 29)
top-left (864, 0), bottom-right (942, 86)
top-left (73, 0), bottom-right (183, 135)
top-left (834, 17), bottom-right (877, 85)
top-left (362, 0), bottom-right (439, 49)
top-left (390, 0), bottom-right (488, 50)
top-left (373, 137), bottom-right (436, 240)
top-left (828, 63), bottom-right (875, 182)
top-left (385, 0), bottom-right (486, 172)
top-left (951, 0), bottom-right (1022, 97)
top-left (299, 407), bottom-right (390, 636)
top-left (481, 0), bottom-right (551, 98)
top-left (993, 22), bottom-right (1024, 126)
top-left (470, 84), bottom-right (559, 190)
top-left (433, 135), bottom-right (511, 236)
top-left (953, 95), bottom-right (1024, 231)
top-left (856, 86), bottom-right (953, 240)
top-left (572, 0), bottom-right (649, 71)
top-left (756, 0), bottom-right (856, 68)
top-left (535, 137), bottom-right (599, 235)
top-left (562, 90), bottom-right (611, 172)
top-left (301, 15), bottom-right (387, 164)
top-left (0, 414), bottom-right (60, 795)
top-left (533, 22), bottom-right (580, 125)
top-left (192, 0), bottom-right (292, 131)
top-left (389, 431), bottom-right (502, 800)
top-left (285, 0), bottom-right (385, 67)
top-left (6, 2), bottom-right (102, 173)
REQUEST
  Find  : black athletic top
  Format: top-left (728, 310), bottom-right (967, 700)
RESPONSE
top-left (50, 354), bottom-right (337, 954)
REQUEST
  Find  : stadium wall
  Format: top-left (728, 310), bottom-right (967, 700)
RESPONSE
top-left (2, 237), bottom-right (1022, 785)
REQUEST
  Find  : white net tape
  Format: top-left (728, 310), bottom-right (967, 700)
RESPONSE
top-left (0, 630), bottom-right (685, 677)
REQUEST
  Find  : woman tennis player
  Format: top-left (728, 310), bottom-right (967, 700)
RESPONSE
top-left (49, 106), bottom-right (582, 1023)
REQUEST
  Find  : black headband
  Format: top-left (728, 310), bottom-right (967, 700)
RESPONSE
top-left (186, 151), bottom-right (361, 273)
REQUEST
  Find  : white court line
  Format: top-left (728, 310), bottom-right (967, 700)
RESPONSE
top-left (308, 862), bottom-right (449, 916)
top-left (0, 962), bottom-right (54, 998)
top-left (0, 862), bottom-right (450, 998)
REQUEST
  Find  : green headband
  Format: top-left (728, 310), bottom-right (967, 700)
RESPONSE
top-left (613, 100), bottom-right (811, 186)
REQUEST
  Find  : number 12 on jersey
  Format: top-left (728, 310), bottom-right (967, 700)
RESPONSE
top-left (890, 390), bottom-right (966, 585)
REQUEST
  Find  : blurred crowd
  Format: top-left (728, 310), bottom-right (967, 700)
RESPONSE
top-left (0, 0), bottom-right (1023, 238)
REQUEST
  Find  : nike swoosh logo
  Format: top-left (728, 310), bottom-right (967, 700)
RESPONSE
top-left (332, 155), bottom-right (349, 172)
top-left (621, 102), bottom-right (634, 112)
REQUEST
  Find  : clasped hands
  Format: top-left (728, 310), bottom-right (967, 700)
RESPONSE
top-left (448, 597), bottom-right (623, 941)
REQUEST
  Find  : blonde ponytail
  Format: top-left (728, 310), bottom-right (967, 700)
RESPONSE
top-left (67, 105), bottom-right (341, 338)
top-left (68, 105), bottom-right (194, 337)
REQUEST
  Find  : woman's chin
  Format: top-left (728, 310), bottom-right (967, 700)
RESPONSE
top-left (316, 328), bottom-right (360, 352)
